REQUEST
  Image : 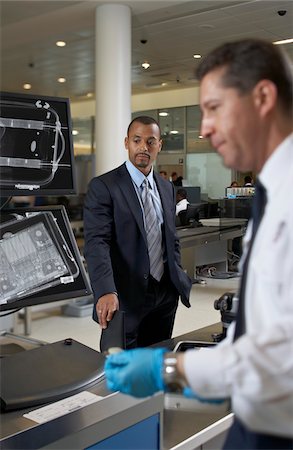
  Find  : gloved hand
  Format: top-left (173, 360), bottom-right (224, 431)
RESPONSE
top-left (183, 387), bottom-right (226, 404)
top-left (105, 348), bottom-right (167, 398)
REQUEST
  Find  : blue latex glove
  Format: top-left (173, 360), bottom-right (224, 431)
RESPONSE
top-left (183, 387), bottom-right (226, 404)
top-left (105, 348), bottom-right (167, 398)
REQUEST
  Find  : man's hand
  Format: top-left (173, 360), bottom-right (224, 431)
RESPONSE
top-left (105, 348), bottom-right (167, 397)
top-left (96, 293), bottom-right (119, 329)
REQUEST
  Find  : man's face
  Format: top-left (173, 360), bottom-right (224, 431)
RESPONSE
top-left (125, 122), bottom-right (162, 175)
top-left (199, 68), bottom-right (262, 173)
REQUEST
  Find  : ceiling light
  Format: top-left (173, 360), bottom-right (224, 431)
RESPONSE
top-left (141, 62), bottom-right (150, 69)
top-left (170, 130), bottom-right (179, 134)
top-left (58, 77), bottom-right (66, 83)
top-left (72, 130), bottom-right (79, 136)
top-left (193, 54), bottom-right (202, 59)
top-left (273, 38), bottom-right (293, 45)
top-left (159, 112), bottom-right (169, 117)
top-left (23, 83), bottom-right (31, 90)
top-left (198, 135), bottom-right (204, 139)
top-left (56, 41), bottom-right (66, 47)
top-left (161, 82), bottom-right (167, 87)
top-left (86, 92), bottom-right (93, 98)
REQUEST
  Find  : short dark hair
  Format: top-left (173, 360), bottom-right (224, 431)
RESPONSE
top-left (196, 39), bottom-right (293, 115)
top-left (177, 188), bottom-right (187, 199)
top-left (127, 116), bottom-right (161, 136)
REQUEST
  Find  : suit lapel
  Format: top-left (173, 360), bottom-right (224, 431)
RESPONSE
top-left (154, 172), bottom-right (174, 226)
top-left (117, 164), bottom-right (147, 244)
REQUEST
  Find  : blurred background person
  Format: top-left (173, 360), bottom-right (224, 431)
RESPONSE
top-left (175, 188), bottom-right (189, 216)
top-left (159, 170), bottom-right (168, 180)
top-left (171, 171), bottom-right (183, 186)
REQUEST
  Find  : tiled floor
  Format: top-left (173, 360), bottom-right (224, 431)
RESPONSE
top-left (15, 276), bottom-right (240, 352)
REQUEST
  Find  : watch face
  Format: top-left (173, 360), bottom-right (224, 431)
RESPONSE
top-left (163, 353), bottom-right (186, 393)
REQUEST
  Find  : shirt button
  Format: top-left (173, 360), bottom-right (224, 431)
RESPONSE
top-left (143, 274), bottom-right (148, 279)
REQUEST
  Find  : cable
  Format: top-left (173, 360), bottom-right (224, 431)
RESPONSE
top-left (0, 307), bottom-right (23, 317)
top-left (0, 196), bottom-right (12, 211)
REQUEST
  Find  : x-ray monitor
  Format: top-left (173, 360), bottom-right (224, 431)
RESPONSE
top-left (0, 91), bottom-right (76, 196)
top-left (0, 205), bottom-right (92, 312)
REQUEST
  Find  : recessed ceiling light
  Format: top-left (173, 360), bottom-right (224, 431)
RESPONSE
top-left (23, 83), bottom-right (32, 90)
top-left (56, 41), bottom-right (66, 47)
top-left (198, 135), bottom-right (204, 139)
top-left (141, 62), bottom-right (150, 69)
top-left (161, 82), bottom-right (167, 87)
top-left (193, 54), bottom-right (202, 59)
top-left (273, 38), bottom-right (293, 45)
top-left (86, 92), bottom-right (93, 98)
top-left (72, 130), bottom-right (79, 135)
top-left (58, 77), bottom-right (66, 83)
top-left (159, 112), bottom-right (169, 117)
top-left (170, 130), bottom-right (179, 134)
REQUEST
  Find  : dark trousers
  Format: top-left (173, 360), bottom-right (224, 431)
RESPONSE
top-left (125, 269), bottom-right (179, 349)
top-left (223, 417), bottom-right (293, 450)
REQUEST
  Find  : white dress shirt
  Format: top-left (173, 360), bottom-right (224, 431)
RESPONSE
top-left (125, 160), bottom-right (164, 227)
top-left (184, 133), bottom-right (293, 438)
top-left (176, 199), bottom-right (189, 216)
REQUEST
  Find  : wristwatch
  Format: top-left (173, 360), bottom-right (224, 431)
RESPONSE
top-left (162, 353), bottom-right (187, 393)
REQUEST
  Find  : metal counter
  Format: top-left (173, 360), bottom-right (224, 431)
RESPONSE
top-left (1, 324), bottom-right (233, 449)
top-left (177, 221), bottom-right (246, 278)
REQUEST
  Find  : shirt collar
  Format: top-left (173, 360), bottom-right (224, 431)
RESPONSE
top-left (125, 160), bottom-right (155, 189)
top-left (258, 132), bottom-right (293, 200)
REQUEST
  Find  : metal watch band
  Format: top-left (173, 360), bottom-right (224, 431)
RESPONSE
top-left (162, 352), bottom-right (187, 393)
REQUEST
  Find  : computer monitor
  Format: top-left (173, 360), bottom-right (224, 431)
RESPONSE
top-left (0, 205), bottom-right (92, 312)
top-left (175, 186), bottom-right (201, 204)
top-left (0, 91), bottom-right (76, 196)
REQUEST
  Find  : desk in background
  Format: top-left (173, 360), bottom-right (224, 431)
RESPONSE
top-left (178, 219), bottom-right (247, 279)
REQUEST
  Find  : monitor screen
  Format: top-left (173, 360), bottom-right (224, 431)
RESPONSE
top-left (0, 91), bottom-right (76, 196)
top-left (0, 205), bottom-right (92, 312)
top-left (175, 186), bottom-right (201, 204)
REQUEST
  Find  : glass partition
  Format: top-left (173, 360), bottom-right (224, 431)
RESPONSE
top-left (73, 105), bottom-right (233, 198)
top-left (158, 107), bottom-right (184, 152)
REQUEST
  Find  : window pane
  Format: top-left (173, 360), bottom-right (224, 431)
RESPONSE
top-left (132, 110), bottom-right (158, 121)
top-left (186, 153), bottom-right (231, 199)
top-left (159, 107), bottom-right (184, 152)
top-left (186, 105), bottom-right (213, 153)
top-left (72, 117), bottom-right (93, 155)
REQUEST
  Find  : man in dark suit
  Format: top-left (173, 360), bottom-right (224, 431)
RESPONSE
top-left (84, 116), bottom-right (192, 349)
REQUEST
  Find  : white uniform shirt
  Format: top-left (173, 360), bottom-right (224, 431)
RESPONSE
top-left (176, 198), bottom-right (189, 216)
top-left (184, 133), bottom-right (293, 438)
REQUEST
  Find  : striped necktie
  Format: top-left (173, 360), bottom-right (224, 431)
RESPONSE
top-left (141, 179), bottom-right (164, 282)
top-left (234, 180), bottom-right (267, 340)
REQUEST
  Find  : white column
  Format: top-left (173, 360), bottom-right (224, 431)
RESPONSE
top-left (95, 4), bottom-right (131, 175)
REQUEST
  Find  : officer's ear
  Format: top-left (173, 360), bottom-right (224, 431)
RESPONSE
top-left (253, 79), bottom-right (277, 118)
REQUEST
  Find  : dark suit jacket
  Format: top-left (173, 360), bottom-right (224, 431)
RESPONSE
top-left (83, 163), bottom-right (191, 322)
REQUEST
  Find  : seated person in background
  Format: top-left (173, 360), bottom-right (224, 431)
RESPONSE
top-left (243, 175), bottom-right (253, 186)
top-left (176, 188), bottom-right (189, 216)
top-left (230, 180), bottom-right (239, 187)
top-left (171, 171), bottom-right (183, 186)
top-left (159, 170), bottom-right (168, 180)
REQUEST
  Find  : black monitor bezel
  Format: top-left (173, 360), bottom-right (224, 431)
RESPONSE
top-left (0, 205), bottom-right (92, 312)
top-left (0, 91), bottom-right (77, 197)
